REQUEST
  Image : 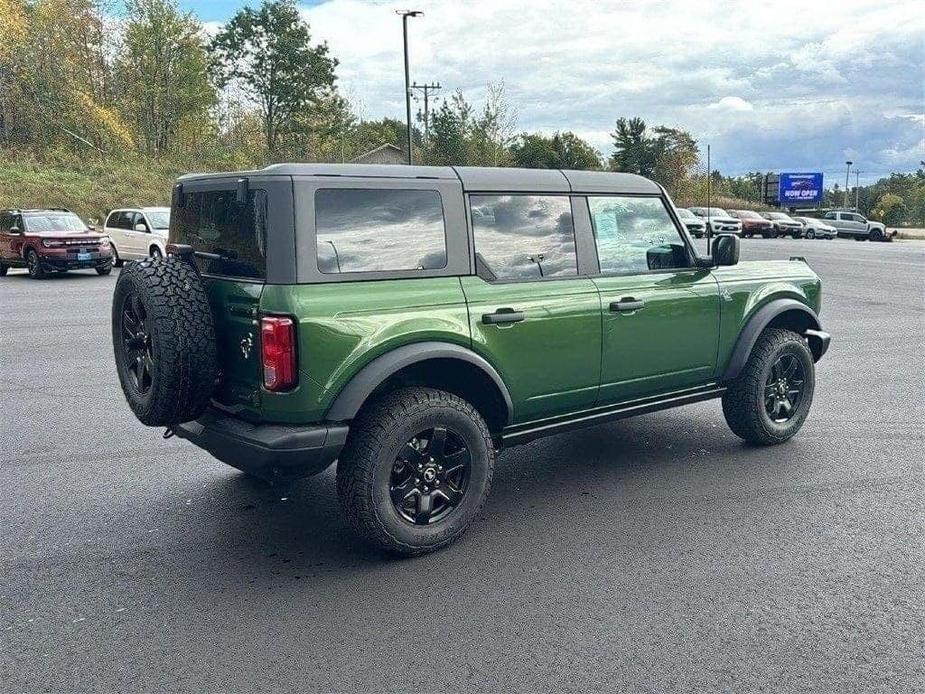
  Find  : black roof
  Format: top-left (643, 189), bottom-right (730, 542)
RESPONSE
top-left (177, 164), bottom-right (662, 195)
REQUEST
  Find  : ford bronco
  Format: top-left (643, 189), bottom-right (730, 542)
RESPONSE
top-left (112, 164), bottom-right (830, 555)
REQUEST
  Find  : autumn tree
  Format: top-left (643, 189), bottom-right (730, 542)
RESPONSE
top-left (116, 0), bottom-right (215, 156)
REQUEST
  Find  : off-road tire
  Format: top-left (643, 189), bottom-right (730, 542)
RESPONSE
top-left (112, 256), bottom-right (217, 426)
top-left (26, 250), bottom-right (45, 279)
top-left (96, 262), bottom-right (112, 276)
top-left (337, 387), bottom-right (495, 556)
top-left (722, 328), bottom-right (815, 445)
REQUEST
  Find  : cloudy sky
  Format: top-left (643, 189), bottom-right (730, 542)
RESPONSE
top-left (183, 0), bottom-right (924, 184)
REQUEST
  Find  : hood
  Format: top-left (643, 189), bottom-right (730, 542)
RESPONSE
top-left (28, 229), bottom-right (103, 240)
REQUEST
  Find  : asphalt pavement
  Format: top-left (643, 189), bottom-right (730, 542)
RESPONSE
top-left (2, 238), bottom-right (923, 693)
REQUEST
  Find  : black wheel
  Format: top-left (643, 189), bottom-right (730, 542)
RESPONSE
top-left (26, 250), bottom-right (45, 279)
top-left (722, 328), bottom-right (815, 445)
top-left (112, 256), bottom-right (217, 426)
top-left (96, 262), bottom-right (112, 276)
top-left (337, 387), bottom-right (495, 556)
top-left (806, 229), bottom-right (815, 239)
top-left (150, 246), bottom-right (163, 259)
top-left (111, 245), bottom-right (124, 267)
top-left (0, 264), bottom-right (7, 276)
top-left (869, 229), bottom-right (882, 242)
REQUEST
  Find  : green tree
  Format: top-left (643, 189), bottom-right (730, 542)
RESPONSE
top-left (609, 117), bottom-right (652, 175)
top-left (469, 82), bottom-right (517, 167)
top-left (872, 193), bottom-right (907, 226)
top-left (117, 0), bottom-right (215, 156)
top-left (426, 90), bottom-right (473, 165)
top-left (510, 131), bottom-right (601, 170)
top-left (209, 0), bottom-right (338, 154)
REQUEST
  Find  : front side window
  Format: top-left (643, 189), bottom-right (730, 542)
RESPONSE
top-left (470, 195), bottom-right (577, 281)
top-left (173, 188), bottom-right (268, 279)
top-left (589, 196), bottom-right (689, 275)
top-left (315, 188), bottom-right (446, 274)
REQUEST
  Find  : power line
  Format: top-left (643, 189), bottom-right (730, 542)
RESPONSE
top-left (411, 81), bottom-right (441, 145)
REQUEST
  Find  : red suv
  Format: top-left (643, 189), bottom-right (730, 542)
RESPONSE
top-left (0, 209), bottom-right (113, 279)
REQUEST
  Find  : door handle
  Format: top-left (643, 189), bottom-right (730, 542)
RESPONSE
top-left (482, 308), bottom-right (525, 325)
top-left (610, 298), bottom-right (645, 313)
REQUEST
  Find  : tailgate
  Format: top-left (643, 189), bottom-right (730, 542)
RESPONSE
top-left (205, 278), bottom-right (264, 412)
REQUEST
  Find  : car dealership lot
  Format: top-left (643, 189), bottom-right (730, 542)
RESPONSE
top-left (2, 239), bottom-right (923, 693)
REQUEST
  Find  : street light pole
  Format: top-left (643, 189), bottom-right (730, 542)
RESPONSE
top-left (397, 10), bottom-right (422, 165)
top-left (844, 161), bottom-right (853, 209)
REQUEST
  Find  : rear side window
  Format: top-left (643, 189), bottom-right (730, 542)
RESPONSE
top-left (173, 189), bottom-right (268, 279)
top-left (469, 195), bottom-right (577, 281)
top-left (315, 188), bottom-right (447, 274)
top-left (588, 196), bottom-right (689, 274)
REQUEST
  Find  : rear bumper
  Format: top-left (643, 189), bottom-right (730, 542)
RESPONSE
top-left (174, 408), bottom-right (348, 482)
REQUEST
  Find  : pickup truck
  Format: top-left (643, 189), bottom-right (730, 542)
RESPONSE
top-left (821, 210), bottom-right (893, 241)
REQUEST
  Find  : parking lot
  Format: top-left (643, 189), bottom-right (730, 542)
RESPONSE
top-left (2, 238), bottom-right (923, 692)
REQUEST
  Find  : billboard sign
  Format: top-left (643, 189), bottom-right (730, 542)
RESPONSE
top-left (778, 172), bottom-right (823, 206)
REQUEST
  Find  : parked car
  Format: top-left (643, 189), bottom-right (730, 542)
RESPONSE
top-left (0, 208), bottom-right (113, 279)
top-left (761, 212), bottom-right (804, 238)
top-left (675, 207), bottom-right (707, 237)
top-left (728, 210), bottom-right (775, 238)
top-left (793, 217), bottom-right (837, 240)
top-left (105, 207), bottom-right (170, 265)
top-left (688, 207), bottom-right (742, 235)
top-left (821, 210), bottom-right (893, 241)
top-left (111, 164), bottom-right (830, 556)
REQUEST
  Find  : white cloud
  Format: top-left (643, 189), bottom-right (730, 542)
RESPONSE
top-left (299, 0), bottom-right (925, 181)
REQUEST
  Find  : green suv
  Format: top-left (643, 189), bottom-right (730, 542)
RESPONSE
top-left (112, 164), bottom-right (830, 555)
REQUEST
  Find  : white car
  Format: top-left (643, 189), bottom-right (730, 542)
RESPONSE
top-left (688, 207), bottom-right (743, 235)
top-left (104, 207), bottom-right (170, 265)
top-left (793, 217), bottom-right (837, 240)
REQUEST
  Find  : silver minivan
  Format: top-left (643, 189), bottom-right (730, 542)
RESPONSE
top-left (104, 207), bottom-right (170, 265)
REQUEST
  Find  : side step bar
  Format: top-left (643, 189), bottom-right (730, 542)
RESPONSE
top-left (501, 384), bottom-right (726, 447)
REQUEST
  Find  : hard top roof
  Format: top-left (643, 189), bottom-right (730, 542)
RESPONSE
top-left (178, 163), bottom-right (662, 195)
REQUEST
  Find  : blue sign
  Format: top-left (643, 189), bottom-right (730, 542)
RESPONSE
top-left (779, 172), bottom-right (823, 205)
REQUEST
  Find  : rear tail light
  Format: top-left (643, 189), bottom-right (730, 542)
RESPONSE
top-left (261, 316), bottom-right (297, 392)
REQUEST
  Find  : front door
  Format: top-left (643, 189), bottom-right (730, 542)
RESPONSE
top-left (462, 193), bottom-right (602, 424)
top-left (585, 195), bottom-right (720, 403)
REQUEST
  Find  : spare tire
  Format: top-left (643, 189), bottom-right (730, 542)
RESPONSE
top-left (112, 256), bottom-right (217, 426)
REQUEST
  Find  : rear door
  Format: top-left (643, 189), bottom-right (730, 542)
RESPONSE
top-left (171, 176), bottom-right (292, 413)
top-left (587, 195), bottom-right (720, 403)
top-left (461, 193), bottom-right (601, 423)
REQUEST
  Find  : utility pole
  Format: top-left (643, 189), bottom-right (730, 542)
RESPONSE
top-left (411, 81), bottom-right (441, 145)
top-left (396, 10), bottom-right (423, 165)
top-left (844, 160), bottom-right (853, 209)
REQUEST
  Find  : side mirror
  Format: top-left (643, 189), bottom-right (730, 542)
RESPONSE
top-left (712, 234), bottom-right (740, 266)
top-left (134, 222), bottom-right (149, 232)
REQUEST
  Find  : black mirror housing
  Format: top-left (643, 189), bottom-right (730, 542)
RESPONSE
top-left (712, 234), bottom-right (740, 266)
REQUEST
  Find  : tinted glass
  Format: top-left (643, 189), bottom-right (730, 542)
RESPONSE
top-left (315, 189), bottom-right (446, 274)
top-left (470, 195), bottom-right (576, 281)
top-left (173, 188), bottom-right (268, 279)
top-left (23, 213), bottom-right (86, 232)
top-left (589, 196), bottom-right (689, 274)
top-left (0, 213), bottom-right (9, 232)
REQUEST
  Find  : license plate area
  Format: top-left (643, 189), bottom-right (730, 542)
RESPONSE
top-left (77, 252), bottom-right (92, 261)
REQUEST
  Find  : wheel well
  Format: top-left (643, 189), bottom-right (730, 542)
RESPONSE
top-left (765, 308), bottom-right (817, 336)
top-left (360, 358), bottom-right (509, 434)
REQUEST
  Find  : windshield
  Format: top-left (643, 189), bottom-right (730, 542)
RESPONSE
top-left (738, 210), bottom-right (762, 219)
top-left (768, 213), bottom-right (792, 220)
top-left (708, 208), bottom-right (729, 217)
top-left (24, 213), bottom-right (86, 232)
top-left (146, 210), bottom-right (170, 229)
top-left (676, 208), bottom-right (696, 219)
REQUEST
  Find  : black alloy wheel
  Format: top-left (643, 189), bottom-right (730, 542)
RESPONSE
top-left (26, 250), bottom-right (44, 279)
top-left (120, 292), bottom-right (153, 395)
top-left (390, 427), bottom-right (471, 525)
top-left (764, 354), bottom-right (805, 423)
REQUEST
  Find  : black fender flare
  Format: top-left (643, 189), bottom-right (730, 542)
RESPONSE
top-left (325, 341), bottom-right (514, 424)
top-left (721, 299), bottom-right (822, 382)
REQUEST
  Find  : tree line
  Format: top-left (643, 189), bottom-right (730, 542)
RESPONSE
top-left (1, 0), bottom-right (921, 225)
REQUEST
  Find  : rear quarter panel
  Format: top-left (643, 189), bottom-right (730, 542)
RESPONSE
top-left (711, 260), bottom-right (821, 377)
top-left (259, 278), bottom-right (470, 424)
